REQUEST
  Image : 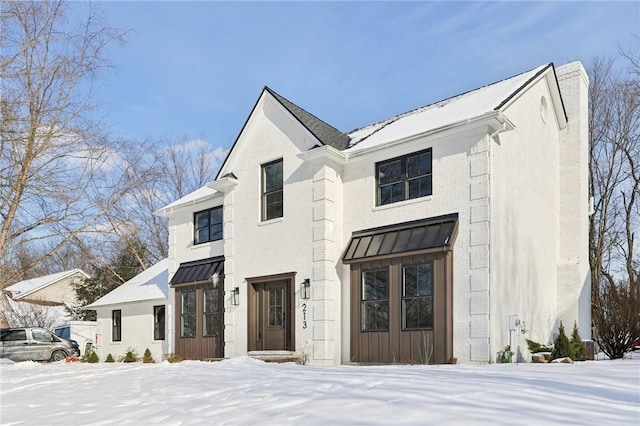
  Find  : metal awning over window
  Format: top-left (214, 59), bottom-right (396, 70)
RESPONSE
top-left (170, 256), bottom-right (224, 286)
top-left (342, 213), bottom-right (458, 263)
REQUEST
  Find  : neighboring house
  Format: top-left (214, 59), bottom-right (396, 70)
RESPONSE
top-left (85, 260), bottom-right (169, 362)
top-left (3, 269), bottom-right (88, 305)
top-left (1, 269), bottom-right (89, 329)
top-left (155, 61), bottom-right (590, 365)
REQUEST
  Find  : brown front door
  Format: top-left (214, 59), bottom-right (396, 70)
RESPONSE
top-left (249, 279), bottom-right (292, 351)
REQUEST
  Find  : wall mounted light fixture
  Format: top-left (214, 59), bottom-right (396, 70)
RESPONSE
top-left (231, 287), bottom-right (240, 305)
top-left (301, 279), bottom-right (310, 300)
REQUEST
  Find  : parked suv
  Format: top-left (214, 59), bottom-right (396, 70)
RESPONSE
top-left (0, 327), bottom-right (80, 362)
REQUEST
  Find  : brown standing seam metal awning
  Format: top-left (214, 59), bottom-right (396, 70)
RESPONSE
top-left (342, 213), bottom-right (459, 263)
top-left (170, 256), bottom-right (224, 286)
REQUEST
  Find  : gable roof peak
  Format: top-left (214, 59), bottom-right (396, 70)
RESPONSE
top-left (264, 86), bottom-right (351, 150)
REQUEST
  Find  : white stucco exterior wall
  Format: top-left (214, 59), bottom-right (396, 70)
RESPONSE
top-left (490, 75), bottom-right (562, 361)
top-left (556, 62), bottom-right (591, 339)
top-left (93, 300), bottom-right (168, 362)
top-left (341, 127), bottom-right (488, 364)
top-left (220, 94), bottom-right (335, 362)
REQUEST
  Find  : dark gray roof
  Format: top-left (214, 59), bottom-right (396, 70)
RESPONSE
top-left (265, 87), bottom-right (351, 150)
top-left (343, 213), bottom-right (458, 263)
top-left (170, 256), bottom-right (224, 286)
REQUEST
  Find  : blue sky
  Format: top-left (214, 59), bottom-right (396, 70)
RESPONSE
top-left (75, 1), bottom-right (639, 149)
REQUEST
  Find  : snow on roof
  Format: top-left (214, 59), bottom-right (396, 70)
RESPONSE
top-left (154, 185), bottom-right (220, 216)
top-left (345, 63), bottom-right (551, 153)
top-left (5, 269), bottom-right (89, 300)
top-left (85, 259), bottom-right (168, 308)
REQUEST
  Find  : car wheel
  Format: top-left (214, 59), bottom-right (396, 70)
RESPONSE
top-left (50, 350), bottom-right (67, 362)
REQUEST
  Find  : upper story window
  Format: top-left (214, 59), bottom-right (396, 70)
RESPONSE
top-left (262, 159), bottom-right (283, 221)
top-left (376, 149), bottom-right (432, 206)
top-left (194, 206), bottom-right (223, 245)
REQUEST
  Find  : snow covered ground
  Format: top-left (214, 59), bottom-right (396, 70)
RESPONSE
top-left (1, 357), bottom-right (638, 425)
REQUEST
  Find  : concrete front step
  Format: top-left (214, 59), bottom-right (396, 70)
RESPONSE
top-left (248, 351), bottom-right (303, 364)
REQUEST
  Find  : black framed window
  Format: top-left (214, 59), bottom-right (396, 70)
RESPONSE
top-left (203, 288), bottom-right (220, 337)
top-left (402, 263), bottom-right (434, 329)
top-left (153, 305), bottom-right (165, 340)
top-left (181, 291), bottom-right (196, 338)
top-left (262, 159), bottom-right (283, 221)
top-left (361, 268), bottom-right (389, 331)
top-left (112, 310), bottom-right (122, 342)
top-left (377, 149), bottom-right (432, 205)
top-left (194, 206), bottom-right (223, 244)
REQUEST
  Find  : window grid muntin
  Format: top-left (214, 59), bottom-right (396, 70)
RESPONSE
top-left (268, 287), bottom-right (283, 326)
top-left (402, 263), bottom-right (434, 330)
top-left (376, 149), bottom-right (432, 206)
top-left (181, 291), bottom-right (196, 338)
top-left (194, 206), bottom-right (223, 245)
top-left (203, 288), bottom-right (220, 337)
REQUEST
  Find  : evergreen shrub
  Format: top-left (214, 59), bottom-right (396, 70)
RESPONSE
top-left (552, 321), bottom-right (572, 360)
top-left (88, 351), bottom-right (99, 363)
top-left (142, 348), bottom-right (155, 363)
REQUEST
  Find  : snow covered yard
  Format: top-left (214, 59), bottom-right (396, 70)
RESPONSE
top-left (1, 357), bottom-right (638, 425)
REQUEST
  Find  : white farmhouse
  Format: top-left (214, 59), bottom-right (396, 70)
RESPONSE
top-left (155, 62), bottom-right (590, 364)
top-left (85, 259), bottom-right (169, 362)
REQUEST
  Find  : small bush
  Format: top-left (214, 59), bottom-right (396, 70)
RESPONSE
top-left (526, 338), bottom-right (553, 354)
top-left (142, 348), bottom-right (155, 363)
top-left (552, 321), bottom-right (572, 360)
top-left (570, 321), bottom-right (586, 361)
top-left (119, 348), bottom-right (139, 363)
top-left (105, 354), bottom-right (115, 363)
top-left (88, 351), bottom-right (99, 363)
top-left (164, 353), bottom-right (182, 363)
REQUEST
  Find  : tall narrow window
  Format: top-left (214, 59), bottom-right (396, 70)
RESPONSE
top-left (377, 149), bottom-right (432, 205)
top-left (181, 291), bottom-right (196, 338)
top-left (203, 288), bottom-right (219, 337)
top-left (402, 263), bottom-right (433, 329)
top-left (194, 206), bottom-right (223, 244)
top-left (153, 305), bottom-right (165, 340)
top-left (268, 287), bottom-right (283, 326)
top-left (112, 310), bottom-right (122, 342)
top-left (262, 159), bottom-right (283, 221)
top-left (361, 269), bottom-right (389, 331)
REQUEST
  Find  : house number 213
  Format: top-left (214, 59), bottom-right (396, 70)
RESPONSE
top-left (302, 303), bottom-right (307, 329)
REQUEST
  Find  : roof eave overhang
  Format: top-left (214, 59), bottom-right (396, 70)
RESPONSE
top-left (85, 297), bottom-right (168, 310)
top-left (153, 190), bottom-right (224, 218)
top-left (346, 111), bottom-right (514, 160)
top-left (206, 175), bottom-right (239, 193)
top-left (297, 145), bottom-right (347, 167)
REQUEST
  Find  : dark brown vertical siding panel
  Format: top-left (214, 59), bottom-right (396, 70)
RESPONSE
top-left (434, 255), bottom-right (446, 364)
top-left (388, 260), bottom-right (400, 364)
top-left (174, 290), bottom-right (182, 359)
top-left (350, 266), bottom-right (359, 362)
top-left (445, 251), bottom-right (454, 362)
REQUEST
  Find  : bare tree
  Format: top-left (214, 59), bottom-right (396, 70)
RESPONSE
top-left (588, 50), bottom-right (640, 359)
top-left (0, 1), bottom-right (137, 287)
top-left (97, 136), bottom-right (225, 264)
